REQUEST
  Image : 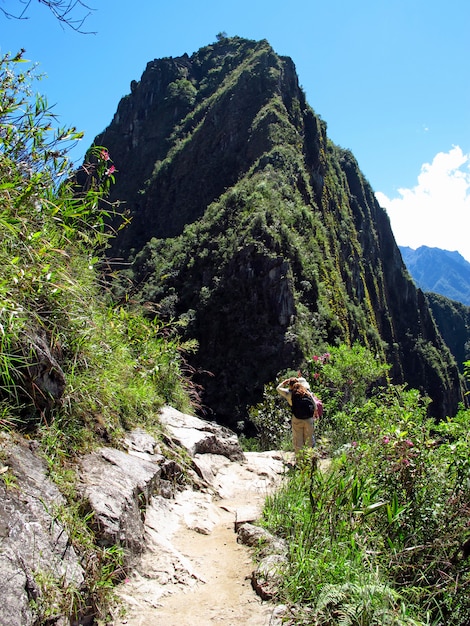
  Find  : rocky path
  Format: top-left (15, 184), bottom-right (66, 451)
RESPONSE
top-left (113, 450), bottom-right (289, 625)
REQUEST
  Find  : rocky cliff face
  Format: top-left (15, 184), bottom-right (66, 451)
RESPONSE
top-left (426, 293), bottom-right (470, 372)
top-left (92, 36), bottom-right (463, 427)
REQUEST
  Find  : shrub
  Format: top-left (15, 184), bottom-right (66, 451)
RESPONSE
top-left (260, 356), bottom-right (470, 624)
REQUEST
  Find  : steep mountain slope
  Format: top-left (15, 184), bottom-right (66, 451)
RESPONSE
top-left (400, 246), bottom-right (470, 306)
top-left (92, 36), bottom-right (463, 427)
top-left (425, 293), bottom-right (470, 371)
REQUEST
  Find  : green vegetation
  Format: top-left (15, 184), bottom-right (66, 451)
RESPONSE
top-left (0, 51), bottom-right (196, 621)
top-left (252, 347), bottom-right (470, 625)
top-left (0, 51), bottom-right (195, 432)
top-left (247, 343), bottom-right (390, 451)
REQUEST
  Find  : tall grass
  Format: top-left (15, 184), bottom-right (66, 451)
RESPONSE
top-left (0, 51), bottom-right (195, 435)
top-left (0, 50), bottom-right (197, 621)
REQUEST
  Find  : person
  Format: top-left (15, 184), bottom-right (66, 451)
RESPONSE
top-left (276, 375), bottom-right (318, 455)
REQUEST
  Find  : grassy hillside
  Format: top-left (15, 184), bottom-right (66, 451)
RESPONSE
top-left (0, 50), bottom-right (198, 621)
top-left (0, 52), bottom-right (195, 434)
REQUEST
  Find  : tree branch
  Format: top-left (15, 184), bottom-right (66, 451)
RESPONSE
top-left (0, 0), bottom-right (96, 34)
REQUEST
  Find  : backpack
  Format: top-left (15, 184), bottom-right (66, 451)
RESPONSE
top-left (311, 394), bottom-right (323, 418)
top-left (291, 392), bottom-right (316, 419)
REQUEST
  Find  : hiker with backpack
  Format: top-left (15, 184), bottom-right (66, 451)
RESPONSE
top-left (276, 375), bottom-right (320, 455)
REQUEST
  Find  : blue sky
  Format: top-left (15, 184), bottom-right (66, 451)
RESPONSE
top-left (2, 0), bottom-right (469, 259)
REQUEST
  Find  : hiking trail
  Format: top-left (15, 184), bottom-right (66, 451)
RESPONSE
top-left (112, 450), bottom-right (291, 625)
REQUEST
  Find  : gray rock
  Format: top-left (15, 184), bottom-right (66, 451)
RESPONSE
top-left (122, 428), bottom-right (162, 457)
top-left (238, 522), bottom-right (288, 602)
top-left (79, 446), bottom-right (163, 558)
top-left (0, 436), bottom-right (84, 626)
top-left (237, 522), bottom-right (287, 557)
top-left (159, 405), bottom-right (245, 462)
top-left (251, 553), bottom-right (287, 601)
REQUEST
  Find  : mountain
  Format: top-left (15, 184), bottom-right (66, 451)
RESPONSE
top-left (425, 293), bottom-right (470, 372)
top-left (400, 246), bottom-right (470, 306)
top-left (88, 36), bottom-right (464, 427)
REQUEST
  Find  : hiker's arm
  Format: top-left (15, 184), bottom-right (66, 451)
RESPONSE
top-left (276, 381), bottom-right (292, 404)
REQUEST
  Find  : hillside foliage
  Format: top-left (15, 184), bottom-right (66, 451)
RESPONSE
top-left (254, 347), bottom-right (470, 625)
top-left (0, 51), bottom-right (195, 434)
top-left (0, 51), bottom-right (196, 620)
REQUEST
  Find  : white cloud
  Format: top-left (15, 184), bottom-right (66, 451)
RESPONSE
top-left (375, 146), bottom-right (470, 262)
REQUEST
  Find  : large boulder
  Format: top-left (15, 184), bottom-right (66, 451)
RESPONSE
top-left (159, 405), bottom-right (245, 462)
top-left (0, 435), bottom-right (84, 626)
top-left (78, 443), bottom-right (164, 559)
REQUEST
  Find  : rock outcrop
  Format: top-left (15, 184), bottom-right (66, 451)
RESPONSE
top-left (3, 329), bottom-right (67, 422)
top-left (0, 436), bottom-right (84, 626)
top-left (0, 407), bottom-right (284, 625)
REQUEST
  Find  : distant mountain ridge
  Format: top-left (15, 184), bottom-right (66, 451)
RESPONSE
top-left (399, 246), bottom-right (470, 306)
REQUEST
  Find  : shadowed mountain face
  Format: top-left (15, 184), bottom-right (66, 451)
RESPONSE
top-left (425, 292), bottom-right (470, 374)
top-left (92, 36), bottom-right (463, 427)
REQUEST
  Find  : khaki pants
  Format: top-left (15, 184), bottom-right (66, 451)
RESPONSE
top-left (292, 416), bottom-right (315, 454)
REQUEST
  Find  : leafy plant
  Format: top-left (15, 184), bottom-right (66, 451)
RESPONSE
top-left (0, 48), bottom-right (197, 624)
top-left (247, 382), bottom-right (293, 451)
top-left (260, 355), bottom-right (470, 625)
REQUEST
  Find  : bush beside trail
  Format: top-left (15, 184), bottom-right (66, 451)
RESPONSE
top-left (249, 346), bottom-right (470, 625)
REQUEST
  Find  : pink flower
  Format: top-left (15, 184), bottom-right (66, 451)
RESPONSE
top-left (382, 436), bottom-right (390, 444)
top-left (405, 439), bottom-right (414, 447)
top-left (313, 355), bottom-right (319, 362)
top-left (106, 165), bottom-right (116, 176)
top-left (100, 149), bottom-right (110, 161)
top-left (314, 372), bottom-right (320, 379)
top-left (351, 441), bottom-right (357, 447)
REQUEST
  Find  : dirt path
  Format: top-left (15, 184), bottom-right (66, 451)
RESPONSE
top-left (113, 451), bottom-right (290, 625)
